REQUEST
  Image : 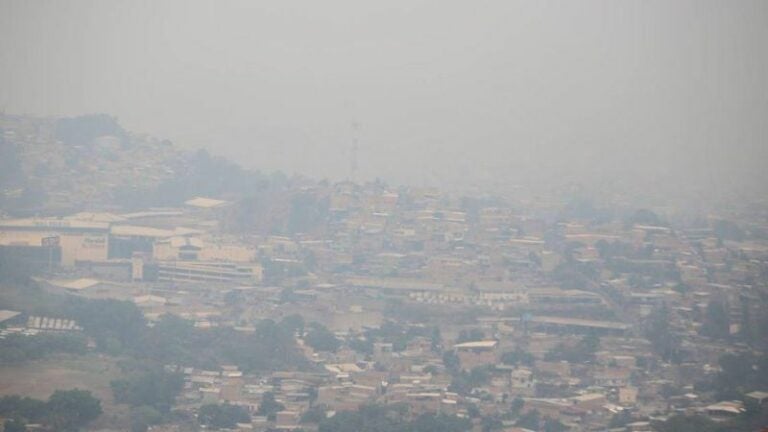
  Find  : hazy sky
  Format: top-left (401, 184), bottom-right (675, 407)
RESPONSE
top-left (1, 0), bottom-right (767, 194)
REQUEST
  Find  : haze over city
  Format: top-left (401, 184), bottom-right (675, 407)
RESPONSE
top-left (1, 2), bottom-right (768, 432)
top-left (2, 0), bottom-right (767, 194)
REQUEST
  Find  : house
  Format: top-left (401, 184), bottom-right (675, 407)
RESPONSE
top-left (0, 310), bottom-right (23, 326)
top-left (569, 393), bottom-right (607, 411)
top-left (594, 367), bottom-right (632, 388)
top-left (274, 411), bottom-right (300, 430)
top-left (705, 400), bottom-right (746, 418)
top-left (619, 386), bottom-right (638, 406)
top-left (745, 391), bottom-right (768, 406)
top-left (454, 340), bottom-right (498, 370)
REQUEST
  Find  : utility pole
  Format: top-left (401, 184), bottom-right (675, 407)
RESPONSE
top-left (350, 121), bottom-right (360, 183)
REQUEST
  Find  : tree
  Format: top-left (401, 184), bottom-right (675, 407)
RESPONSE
top-left (280, 314), bottom-right (305, 335)
top-left (409, 413), bottom-right (472, 432)
top-left (130, 405), bottom-right (162, 432)
top-left (55, 114), bottom-right (127, 147)
top-left (257, 392), bottom-right (284, 421)
top-left (653, 414), bottom-right (718, 432)
top-left (625, 209), bottom-right (665, 228)
top-left (501, 349), bottom-right (535, 366)
top-left (448, 366), bottom-right (492, 394)
top-left (66, 297), bottom-right (147, 353)
top-left (317, 405), bottom-right (471, 432)
top-left (544, 418), bottom-right (568, 432)
top-left (3, 417), bottom-right (27, 432)
top-left (301, 405), bottom-right (327, 424)
top-left (0, 333), bottom-right (88, 365)
top-left (700, 299), bottom-right (730, 340)
top-left (111, 369), bottom-right (184, 413)
top-left (645, 304), bottom-right (682, 362)
top-left (545, 334), bottom-right (599, 363)
top-left (739, 299), bottom-right (754, 345)
top-left (711, 352), bottom-right (768, 400)
top-left (443, 351), bottom-right (460, 372)
top-left (609, 410), bottom-right (632, 428)
top-left (510, 397), bottom-right (524, 417)
top-left (457, 329), bottom-right (485, 343)
top-left (287, 193), bottom-right (329, 235)
top-left (304, 323), bottom-right (340, 352)
top-left (713, 220), bottom-right (745, 241)
top-left (430, 327), bottom-right (442, 352)
top-left (0, 395), bottom-right (48, 423)
top-left (45, 389), bottom-right (102, 431)
top-left (481, 416), bottom-right (503, 432)
top-left (199, 403), bottom-right (251, 429)
top-left (515, 410), bottom-right (540, 430)
top-left (349, 337), bottom-right (374, 355)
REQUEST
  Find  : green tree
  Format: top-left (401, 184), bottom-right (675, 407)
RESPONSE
top-left (501, 349), bottom-right (535, 366)
top-left (304, 323), bottom-right (340, 352)
top-left (645, 304), bottom-right (681, 362)
top-left (457, 329), bottom-right (485, 343)
top-left (280, 314), bottom-right (305, 335)
top-left (3, 417), bottom-right (27, 432)
top-left (301, 405), bottom-right (327, 424)
top-left (545, 334), bottom-right (599, 363)
top-left (481, 416), bottom-right (503, 432)
top-left (317, 405), bottom-right (471, 432)
top-left (129, 405), bottom-right (162, 432)
top-left (544, 418), bottom-right (568, 432)
top-left (430, 327), bottom-right (442, 352)
top-left (0, 395), bottom-right (47, 423)
top-left (257, 392), bottom-right (284, 421)
top-left (45, 389), bottom-right (102, 431)
top-left (349, 337), bottom-right (374, 355)
top-left (199, 403), bottom-right (251, 429)
top-left (516, 409), bottom-right (540, 430)
top-left (609, 410), bottom-right (631, 428)
top-left (410, 413), bottom-right (472, 432)
top-left (111, 369), bottom-right (183, 413)
top-left (443, 350), bottom-right (460, 372)
top-left (653, 414), bottom-right (718, 432)
top-left (700, 299), bottom-right (730, 340)
top-left (510, 397), bottom-right (524, 417)
top-left (0, 333), bottom-right (88, 365)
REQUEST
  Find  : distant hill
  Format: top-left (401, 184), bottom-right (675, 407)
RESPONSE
top-left (0, 113), bottom-right (328, 236)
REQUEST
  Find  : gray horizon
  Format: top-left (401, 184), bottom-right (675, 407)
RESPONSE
top-left (1, 0), bottom-right (767, 197)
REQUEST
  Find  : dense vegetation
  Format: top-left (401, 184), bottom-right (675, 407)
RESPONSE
top-left (304, 322), bottom-right (341, 352)
top-left (0, 390), bottom-right (102, 432)
top-left (55, 114), bottom-right (128, 147)
top-left (0, 282), bottom-right (308, 373)
top-left (135, 313), bottom-right (309, 372)
top-left (544, 334), bottom-right (600, 363)
top-left (0, 279), bottom-right (311, 430)
top-left (515, 409), bottom-right (568, 432)
top-left (198, 403), bottom-right (251, 429)
top-left (111, 368), bottom-right (184, 413)
top-left (697, 352), bottom-right (768, 401)
top-left (500, 349), bottom-right (535, 366)
top-left (448, 365), bottom-right (493, 394)
top-left (654, 403), bottom-right (768, 432)
top-left (0, 333), bottom-right (87, 365)
top-left (0, 129), bottom-right (48, 213)
top-left (348, 321), bottom-right (441, 354)
top-left (257, 391), bottom-right (285, 421)
top-left (317, 404), bottom-right (471, 432)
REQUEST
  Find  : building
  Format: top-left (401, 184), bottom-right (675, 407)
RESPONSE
top-left (0, 218), bottom-right (109, 266)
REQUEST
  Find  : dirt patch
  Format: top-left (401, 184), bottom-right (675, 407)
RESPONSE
top-left (0, 353), bottom-right (130, 429)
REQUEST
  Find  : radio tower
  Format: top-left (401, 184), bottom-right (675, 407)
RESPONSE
top-left (350, 121), bottom-right (360, 183)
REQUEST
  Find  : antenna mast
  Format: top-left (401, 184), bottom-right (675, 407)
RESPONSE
top-left (350, 121), bottom-right (360, 183)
